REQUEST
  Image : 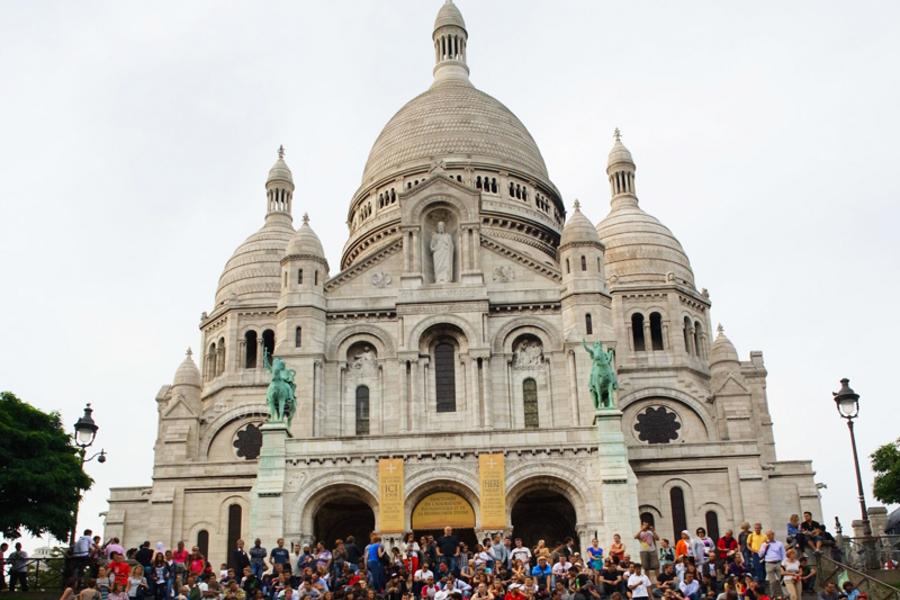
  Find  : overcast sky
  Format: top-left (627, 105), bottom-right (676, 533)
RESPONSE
top-left (1, 0), bottom-right (898, 548)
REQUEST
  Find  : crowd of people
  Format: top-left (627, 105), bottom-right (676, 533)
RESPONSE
top-left (0, 512), bottom-right (860, 600)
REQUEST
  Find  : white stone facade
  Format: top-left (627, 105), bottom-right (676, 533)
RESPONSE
top-left (104, 0), bottom-right (820, 567)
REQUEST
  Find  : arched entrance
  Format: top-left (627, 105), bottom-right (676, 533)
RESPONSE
top-left (308, 484), bottom-right (377, 548)
top-left (314, 498), bottom-right (374, 547)
top-left (412, 491), bottom-right (477, 547)
top-left (511, 489), bottom-right (578, 549)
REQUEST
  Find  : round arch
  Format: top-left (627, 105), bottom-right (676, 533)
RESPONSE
top-left (491, 317), bottom-right (562, 354)
top-left (403, 191), bottom-right (478, 225)
top-left (326, 324), bottom-right (396, 361)
top-left (200, 404), bottom-right (269, 459)
top-left (404, 471), bottom-right (481, 530)
top-left (507, 475), bottom-right (582, 549)
top-left (618, 387), bottom-right (716, 441)
top-left (407, 315), bottom-right (478, 354)
top-left (299, 481), bottom-right (378, 547)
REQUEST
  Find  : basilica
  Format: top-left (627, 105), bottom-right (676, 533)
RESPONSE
top-left (104, 1), bottom-right (821, 565)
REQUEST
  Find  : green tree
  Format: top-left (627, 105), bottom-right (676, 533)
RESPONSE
top-left (871, 437), bottom-right (900, 505)
top-left (0, 391), bottom-right (92, 540)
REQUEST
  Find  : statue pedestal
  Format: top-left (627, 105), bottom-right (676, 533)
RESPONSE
top-left (593, 409), bottom-right (641, 556)
top-left (249, 422), bottom-right (289, 548)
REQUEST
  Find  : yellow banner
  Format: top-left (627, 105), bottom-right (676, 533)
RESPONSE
top-left (479, 453), bottom-right (506, 528)
top-left (412, 492), bottom-right (475, 529)
top-left (378, 458), bottom-right (405, 533)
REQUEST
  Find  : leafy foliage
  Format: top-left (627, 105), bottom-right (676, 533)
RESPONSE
top-left (871, 437), bottom-right (900, 505)
top-left (0, 391), bottom-right (92, 540)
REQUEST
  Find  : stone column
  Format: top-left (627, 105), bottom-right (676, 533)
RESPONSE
top-left (643, 321), bottom-right (653, 351)
top-left (482, 356), bottom-right (493, 429)
top-left (249, 422), bottom-right (289, 551)
top-left (593, 409), bottom-right (641, 556)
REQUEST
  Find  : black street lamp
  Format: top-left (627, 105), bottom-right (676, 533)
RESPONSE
top-left (69, 404), bottom-right (106, 547)
top-left (832, 378), bottom-right (879, 570)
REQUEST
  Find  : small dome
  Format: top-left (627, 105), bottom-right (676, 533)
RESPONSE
top-left (215, 218), bottom-right (295, 306)
top-left (172, 348), bottom-right (201, 388)
top-left (607, 129), bottom-right (634, 168)
top-left (285, 214), bottom-right (326, 259)
top-left (561, 200), bottom-right (601, 247)
top-left (434, 0), bottom-right (466, 30)
top-left (709, 325), bottom-right (740, 366)
top-left (267, 147), bottom-right (293, 185)
top-left (596, 202), bottom-right (694, 286)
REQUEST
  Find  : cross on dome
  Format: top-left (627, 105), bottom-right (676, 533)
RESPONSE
top-left (573, 199), bottom-right (581, 210)
top-left (613, 128), bottom-right (622, 142)
top-left (186, 347), bottom-right (192, 357)
top-left (277, 145), bottom-right (285, 159)
top-left (302, 213), bottom-right (309, 225)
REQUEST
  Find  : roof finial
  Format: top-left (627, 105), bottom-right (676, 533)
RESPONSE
top-left (717, 323), bottom-right (724, 334)
top-left (613, 128), bottom-right (622, 142)
top-left (573, 199), bottom-right (581, 211)
top-left (186, 347), bottom-right (192, 357)
top-left (302, 213), bottom-right (309, 225)
top-left (277, 145), bottom-right (285, 160)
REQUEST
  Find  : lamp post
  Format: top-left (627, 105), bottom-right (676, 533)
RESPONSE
top-left (832, 378), bottom-right (879, 570)
top-left (70, 403), bottom-right (106, 547)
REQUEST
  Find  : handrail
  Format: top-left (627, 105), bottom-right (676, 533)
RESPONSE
top-left (814, 551), bottom-right (900, 600)
top-left (3, 556), bottom-right (67, 592)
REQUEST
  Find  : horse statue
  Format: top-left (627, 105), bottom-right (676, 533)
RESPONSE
top-left (263, 349), bottom-right (297, 427)
top-left (583, 340), bottom-right (618, 410)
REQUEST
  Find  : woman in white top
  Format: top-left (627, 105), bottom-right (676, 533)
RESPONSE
top-left (781, 548), bottom-right (802, 600)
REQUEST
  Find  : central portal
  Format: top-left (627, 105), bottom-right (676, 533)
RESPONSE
top-left (314, 497), bottom-right (375, 548)
top-left (411, 491), bottom-right (477, 547)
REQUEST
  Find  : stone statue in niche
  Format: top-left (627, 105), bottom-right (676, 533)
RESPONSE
top-left (513, 338), bottom-right (543, 369)
top-left (350, 345), bottom-right (377, 376)
top-left (429, 221), bottom-right (454, 283)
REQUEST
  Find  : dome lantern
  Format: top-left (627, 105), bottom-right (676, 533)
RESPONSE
top-left (607, 128), bottom-right (637, 209)
top-left (433, 0), bottom-right (469, 83)
top-left (266, 145), bottom-right (294, 222)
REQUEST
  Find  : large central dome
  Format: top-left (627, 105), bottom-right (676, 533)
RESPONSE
top-left (361, 78), bottom-right (550, 187)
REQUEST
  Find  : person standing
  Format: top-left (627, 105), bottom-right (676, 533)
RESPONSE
top-left (436, 527), bottom-right (460, 575)
top-left (248, 539), bottom-right (267, 579)
top-left (781, 548), bottom-right (802, 600)
top-left (746, 523), bottom-right (767, 583)
top-left (365, 533), bottom-right (386, 591)
top-left (8, 543), bottom-right (29, 592)
top-left (232, 540), bottom-right (250, 580)
top-left (270, 539), bottom-right (291, 574)
top-left (0, 542), bottom-right (8, 592)
top-left (757, 530), bottom-right (785, 597)
top-left (634, 523), bottom-right (660, 579)
top-left (73, 529), bottom-right (95, 584)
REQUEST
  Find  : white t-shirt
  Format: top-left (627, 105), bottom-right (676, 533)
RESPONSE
top-left (511, 547), bottom-right (532, 566)
top-left (414, 569), bottom-right (433, 582)
top-left (628, 573), bottom-right (652, 598)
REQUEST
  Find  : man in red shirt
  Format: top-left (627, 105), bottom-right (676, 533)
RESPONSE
top-left (108, 552), bottom-right (131, 588)
top-left (172, 541), bottom-right (189, 577)
top-left (717, 529), bottom-right (739, 563)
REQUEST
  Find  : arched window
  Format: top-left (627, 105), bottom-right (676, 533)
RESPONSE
top-left (565, 258), bottom-right (571, 274)
top-left (631, 313), bottom-right (646, 351)
top-left (206, 342), bottom-right (216, 380)
top-left (670, 487), bottom-right (687, 540)
top-left (650, 312), bottom-right (664, 351)
top-left (694, 321), bottom-right (703, 357)
top-left (640, 511), bottom-right (656, 528)
top-left (434, 340), bottom-right (456, 413)
top-left (197, 529), bottom-right (209, 559)
top-left (683, 317), bottom-right (692, 353)
top-left (262, 329), bottom-right (275, 363)
top-left (355, 386), bottom-right (370, 435)
top-left (585, 313), bottom-right (593, 335)
top-left (314, 270), bottom-right (319, 286)
top-left (295, 326), bottom-right (302, 348)
top-left (580, 255), bottom-right (587, 271)
top-left (297, 269), bottom-right (303, 285)
top-left (705, 511), bottom-right (720, 542)
top-left (226, 505), bottom-right (241, 569)
top-left (523, 378), bottom-right (539, 429)
top-left (216, 337), bottom-right (225, 376)
top-left (244, 331), bottom-right (258, 369)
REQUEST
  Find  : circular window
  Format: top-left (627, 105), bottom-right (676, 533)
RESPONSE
top-left (634, 406), bottom-right (682, 444)
top-left (233, 422), bottom-right (263, 459)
